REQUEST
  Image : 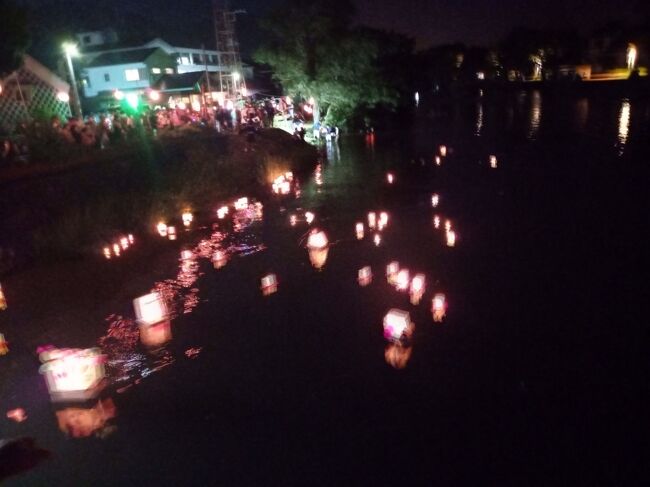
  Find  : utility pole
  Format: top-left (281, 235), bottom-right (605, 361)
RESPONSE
top-left (213, 0), bottom-right (246, 101)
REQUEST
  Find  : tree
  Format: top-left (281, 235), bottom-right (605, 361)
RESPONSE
top-left (0, 0), bottom-right (30, 77)
top-left (254, 0), bottom-right (396, 126)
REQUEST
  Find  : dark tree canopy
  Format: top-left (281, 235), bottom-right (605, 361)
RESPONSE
top-left (254, 0), bottom-right (398, 126)
top-left (0, 0), bottom-right (30, 77)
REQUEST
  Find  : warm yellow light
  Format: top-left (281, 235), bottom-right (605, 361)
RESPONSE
top-left (627, 44), bottom-right (637, 71)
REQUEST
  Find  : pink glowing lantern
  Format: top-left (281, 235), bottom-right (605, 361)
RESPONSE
top-left (489, 155), bottom-right (498, 168)
top-left (182, 211), bottom-right (193, 227)
top-left (234, 197), bottom-right (249, 210)
top-left (446, 230), bottom-right (456, 247)
top-left (432, 293), bottom-right (447, 322)
top-left (112, 243), bottom-right (121, 257)
top-left (358, 266), bottom-right (372, 286)
top-left (374, 234), bottom-right (381, 246)
top-left (387, 173), bottom-right (394, 184)
top-left (307, 230), bottom-right (328, 250)
top-left (103, 247), bottom-right (111, 259)
top-left (396, 269), bottom-right (410, 290)
top-left (39, 348), bottom-right (107, 400)
top-left (383, 309), bottom-right (413, 342)
top-left (435, 156), bottom-right (441, 166)
top-left (431, 194), bottom-right (439, 207)
top-left (261, 274), bottom-right (278, 296)
top-left (290, 215), bottom-right (297, 226)
top-left (355, 222), bottom-right (364, 240)
top-left (157, 222), bottom-right (168, 237)
top-left (128, 234), bottom-right (134, 244)
top-left (120, 237), bottom-right (129, 250)
top-left (434, 215), bottom-right (441, 229)
top-left (217, 206), bottom-right (229, 219)
top-left (445, 219), bottom-right (452, 232)
top-left (439, 145), bottom-right (447, 157)
top-left (379, 212), bottom-right (389, 227)
top-left (305, 211), bottom-right (315, 224)
top-left (133, 292), bottom-right (168, 326)
top-left (368, 212), bottom-right (376, 229)
top-left (167, 226), bottom-right (177, 240)
top-left (139, 320), bottom-right (172, 348)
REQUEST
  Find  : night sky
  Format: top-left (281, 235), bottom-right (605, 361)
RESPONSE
top-left (20, 0), bottom-right (650, 62)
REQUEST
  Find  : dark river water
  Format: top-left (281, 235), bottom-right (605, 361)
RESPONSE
top-left (1, 91), bottom-right (648, 485)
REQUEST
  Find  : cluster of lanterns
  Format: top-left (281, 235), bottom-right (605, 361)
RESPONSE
top-left (272, 172), bottom-right (294, 195)
top-left (103, 234), bottom-right (135, 259)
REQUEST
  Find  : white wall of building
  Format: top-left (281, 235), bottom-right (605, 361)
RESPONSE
top-left (82, 62), bottom-right (153, 97)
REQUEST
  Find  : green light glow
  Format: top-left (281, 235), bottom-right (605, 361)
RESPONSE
top-left (126, 93), bottom-right (139, 110)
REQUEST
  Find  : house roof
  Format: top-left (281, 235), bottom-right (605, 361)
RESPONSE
top-left (86, 48), bottom-right (161, 68)
top-left (0, 55), bottom-right (70, 93)
top-left (154, 72), bottom-right (204, 92)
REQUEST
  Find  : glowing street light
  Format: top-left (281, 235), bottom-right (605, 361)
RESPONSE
top-left (62, 42), bottom-right (82, 118)
top-left (149, 90), bottom-right (161, 102)
top-left (57, 91), bottom-right (70, 103)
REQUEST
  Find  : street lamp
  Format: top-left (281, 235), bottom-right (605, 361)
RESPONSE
top-left (63, 42), bottom-right (82, 118)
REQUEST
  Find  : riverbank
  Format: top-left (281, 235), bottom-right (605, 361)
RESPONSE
top-left (0, 127), bottom-right (317, 272)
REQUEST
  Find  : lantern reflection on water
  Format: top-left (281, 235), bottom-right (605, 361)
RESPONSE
top-left (410, 274), bottom-right (425, 304)
top-left (358, 266), bottom-right (372, 286)
top-left (157, 222), bottom-right (168, 237)
top-left (167, 226), bottom-right (177, 240)
top-left (432, 293), bottom-right (447, 322)
top-left (356, 222), bottom-right (364, 240)
top-left (212, 250), bottom-right (227, 269)
top-left (383, 309), bottom-right (413, 342)
top-left (56, 397), bottom-right (116, 438)
top-left (139, 320), bottom-right (172, 348)
top-left (308, 248), bottom-right (329, 269)
top-left (385, 343), bottom-right (412, 369)
top-left (261, 274), bottom-right (278, 296)
top-left (39, 348), bottom-right (107, 400)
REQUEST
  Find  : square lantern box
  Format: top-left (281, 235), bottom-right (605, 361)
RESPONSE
top-left (133, 292), bottom-right (168, 326)
top-left (358, 266), bottom-right (372, 286)
top-left (39, 348), bottom-right (107, 402)
top-left (383, 309), bottom-right (413, 342)
top-left (261, 274), bottom-right (278, 296)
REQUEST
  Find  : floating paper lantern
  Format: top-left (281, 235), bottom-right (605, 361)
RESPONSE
top-left (435, 156), bottom-right (441, 166)
top-left (120, 237), bottom-right (129, 250)
top-left (387, 173), bottom-right (394, 184)
top-left (439, 145), bottom-right (447, 157)
top-left (374, 234), bottom-right (381, 246)
top-left (383, 309), bottom-right (413, 342)
top-left (368, 212), bottom-right (376, 229)
top-left (410, 274), bottom-right (426, 305)
top-left (386, 262), bottom-right (400, 285)
top-left (39, 348), bottom-right (106, 400)
top-left (217, 206), bottom-right (229, 219)
top-left (133, 292), bottom-right (168, 326)
top-left (212, 250), bottom-right (227, 269)
top-left (489, 155), bottom-right (497, 168)
top-left (290, 215), bottom-right (297, 226)
top-left (167, 226), bottom-right (177, 240)
top-left (305, 211), bottom-right (315, 224)
top-left (182, 211), bottom-right (193, 227)
top-left (0, 284), bottom-right (5, 311)
top-left (432, 293), bottom-right (447, 322)
top-left (358, 266), bottom-right (372, 286)
top-left (307, 230), bottom-right (328, 250)
top-left (157, 222), bottom-right (168, 237)
top-left (128, 234), bottom-right (134, 244)
top-left (434, 215), bottom-right (441, 229)
top-left (285, 171), bottom-right (294, 181)
top-left (431, 194), bottom-right (439, 207)
top-left (445, 220), bottom-right (452, 232)
top-left (103, 247), bottom-right (111, 259)
top-left (379, 212), bottom-right (389, 227)
top-left (112, 244), bottom-right (121, 257)
top-left (261, 274), bottom-right (278, 296)
top-left (396, 269), bottom-right (410, 290)
top-left (355, 222), bottom-right (364, 240)
top-left (446, 230), bottom-right (456, 247)
top-left (234, 197), bottom-right (249, 210)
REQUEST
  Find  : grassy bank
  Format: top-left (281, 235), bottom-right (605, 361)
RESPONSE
top-left (0, 128), bottom-right (317, 268)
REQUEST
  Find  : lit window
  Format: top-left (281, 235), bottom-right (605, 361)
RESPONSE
top-left (152, 67), bottom-right (161, 74)
top-left (179, 57), bottom-right (190, 65)
top-left (125, 69), bottom-right (140, 81)
top-left (104, 73), bottom-right (110, 82)
top-left (165, 68), bottom-right (174, 74)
